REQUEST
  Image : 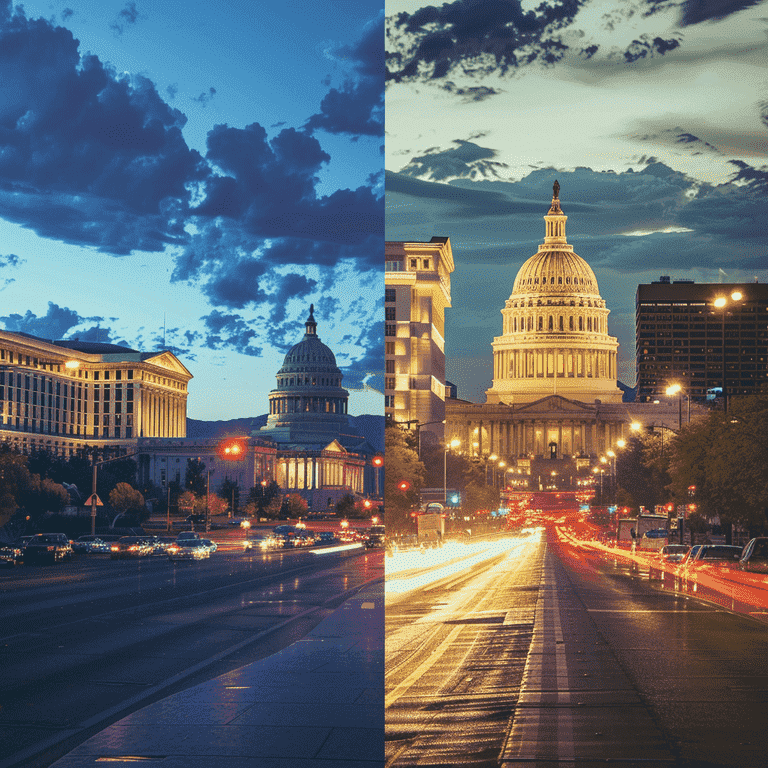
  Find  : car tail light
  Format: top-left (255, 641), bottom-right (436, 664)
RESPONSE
top-left (111, 545), bottom-right (119, 552)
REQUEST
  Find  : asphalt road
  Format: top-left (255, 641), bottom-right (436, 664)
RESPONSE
top-left (0, 541), bottom-right (383, 768)
top-left (385, 525), bottom-right (768, 768)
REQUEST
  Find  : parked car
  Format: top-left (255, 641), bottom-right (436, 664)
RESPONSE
top-left (23, 533), bottom-right (74, 564)
top-left (176, 531), bottom-right (201, 542)
top-left (110, 536), bottom-right (153, 559)
top-left (686, 544), bottom-right (742, 567)
top-left (0, 542), bottom-right (22, 566)
top-left (72, 535), bottom-right (112, 554)
top-left (739, 537), bottom-right (768, 574)
top-left (365, 532), bottom-right (385, 549)
top-left (657, 544), bottom-right (689, 563)
top-left (244, 534), bottom-right (273, 552)
top-left (150, 536), bottom-right (176, 555)
top-left (167, 540), bottom-right (211, 561)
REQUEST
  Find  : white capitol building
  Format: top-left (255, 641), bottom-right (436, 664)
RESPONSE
top-left (446, 183), bottom-right (686, 464)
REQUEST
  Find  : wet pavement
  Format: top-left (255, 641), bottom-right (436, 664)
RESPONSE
top-left (48, 580), bottom-right (384, 768)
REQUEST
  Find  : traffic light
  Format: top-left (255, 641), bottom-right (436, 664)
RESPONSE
top-left (218, 437), bottom-right (247, 460)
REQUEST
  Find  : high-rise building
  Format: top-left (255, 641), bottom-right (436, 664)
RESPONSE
top-left (384, 236), bottom-right (454, 447)
top-left (0, 330), bottom-right (191, 456)
top-left (636, 278), bottom-right (768, 403)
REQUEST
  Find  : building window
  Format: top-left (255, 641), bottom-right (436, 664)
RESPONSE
top-left (385, 395), bottom-right (394, 408)
top-left (385, 341), bottom-right (395, 355)
top-left (422, 259), bottom-right (429, 269)
top-left (410, 259), bottom-right (417, 269)
top-left (385, 377), bottom-right (395, 390)
top-left (385, 260), bottom-right (402, 272)
top-left (385, 324), bottom-right (396, 336)
top-left (385, 307), bottom-right (396, 321)
top-left (385, 288), bottom-right (396, 302)
top-left (385, 360), bottom-right (395, 373)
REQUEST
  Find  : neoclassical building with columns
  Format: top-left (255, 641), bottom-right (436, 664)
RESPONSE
top-left (446, 183), bottom-right (682, 466)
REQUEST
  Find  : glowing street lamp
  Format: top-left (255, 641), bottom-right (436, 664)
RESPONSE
top-left (666, 383), bottom-right (684, 428)
top-left (713, 290), bottom-right (743, 413)
top-left (444, 437), bottom-right (461, 504)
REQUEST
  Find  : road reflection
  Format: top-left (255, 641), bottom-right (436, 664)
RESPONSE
top-left (385, 529), bottom-right (542, 595)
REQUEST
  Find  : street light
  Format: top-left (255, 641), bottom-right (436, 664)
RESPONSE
top-left (666, 383), bottom-right (683, 429)
top-left (714, 290), bottom-right (743, 414)
top-left (444, 437), bottom-right (461, 504)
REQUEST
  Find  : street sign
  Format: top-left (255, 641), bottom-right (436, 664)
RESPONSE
top-left (84, 494), bottom-right (103, 506)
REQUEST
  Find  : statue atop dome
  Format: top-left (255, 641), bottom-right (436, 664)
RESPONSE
top-left (553, 179), bottom-right (560, 199)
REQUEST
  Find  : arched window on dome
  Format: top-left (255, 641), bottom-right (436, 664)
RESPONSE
top-left (548, 315), bottom-right (553, 331)
top-left (538, 316), bottom-right (543, 331)
top-left (569, 316), bottom-right (574, 331)
top-left (558, 276), bottom-right (562, 284)
top-left (559, 316), bottom-right (564, 331)
top-left (579, 316), bottom-right (583, 331)
top-left (550, 276), bottom-right (555, 285)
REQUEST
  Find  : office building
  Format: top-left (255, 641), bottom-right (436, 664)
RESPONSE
top-left (636, 278), bottom-right (768, 402)
top-left (384, 236), bottom-right (454, 447)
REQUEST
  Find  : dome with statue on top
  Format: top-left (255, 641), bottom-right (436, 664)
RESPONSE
top-left (260, 305), bottom-right (350, 446)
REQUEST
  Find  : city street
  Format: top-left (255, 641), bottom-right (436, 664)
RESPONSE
top-left (0, 542), bottom-right (383, 768)
top-left (385, 524), bottom-right (768, 768)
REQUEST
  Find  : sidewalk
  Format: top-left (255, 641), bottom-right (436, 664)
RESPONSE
top-left (50, 580), bottom-right (384, 768)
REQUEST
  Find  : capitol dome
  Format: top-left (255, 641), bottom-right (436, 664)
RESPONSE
top-left (261, 305), bottom-right (350, 445)
top-left (485, 182), bottom-right (623, 405)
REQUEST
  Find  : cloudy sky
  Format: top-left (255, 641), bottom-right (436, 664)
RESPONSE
top-left (0, 0), bottom-right (383, 419)
top-left (385, 0), bottom-right (768, 403)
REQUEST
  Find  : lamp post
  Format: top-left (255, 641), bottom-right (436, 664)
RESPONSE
top-left (714, 291), bottom-right (743, 414)
top-left (666, 383), bottom-right (683, 430)
top-left (444, 438), bottom-right (460, 505)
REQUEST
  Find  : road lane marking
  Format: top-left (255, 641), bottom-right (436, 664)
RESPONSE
top-left (385, 624), bottom-right (464, 709)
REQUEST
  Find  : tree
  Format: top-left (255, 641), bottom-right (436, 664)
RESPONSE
top-left (247, 481), bottom-right (281, 518)
top-left (282, 493), bottom-right (308, 518)
top-left (667, 395), bottom-right (768, 540)
top-left (108, 483), bottom-right (146, 527)
top-left (0, 448), bottom-right (70, 528)
top-left (384, 424), bottom-right (425, 533)
top-left (186, 458), bottom-right (207, 496)
top-left (219, 477), bottom-right (240, 514)
top-left (336, 493), bottom-right (356, 518)
top-left (177, 490), bottom-right (196, 517)
top-left (615, 433), bottom-right (669, 513)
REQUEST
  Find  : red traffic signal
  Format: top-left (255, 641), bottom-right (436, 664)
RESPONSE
top-left (397, 479), bottom-right (411, 492)
top-left (218, 437), bottom-right (247, 460)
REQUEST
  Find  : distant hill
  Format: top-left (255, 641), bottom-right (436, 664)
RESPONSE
top-left (185, 413), bottom-right (384, 452)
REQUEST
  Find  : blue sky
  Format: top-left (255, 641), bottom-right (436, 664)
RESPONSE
top-left (0, 0), bottom-right (384, 419)
top-left (385, 0), bottom-right (768, 403)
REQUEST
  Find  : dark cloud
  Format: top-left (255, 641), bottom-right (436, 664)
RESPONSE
top-left (387, 0), bottom-right (588, 84)
top-left (622, 34), bottom-right (681, 62)
top-left (0, 301), bottom-right (101, 339)
top-left (166, 83), bottom-right (178, 100)
top-left (0, 8), bottom-right (207, 253)
top-left (399, 139), bottom-right (510, 181)
top-left (305, 12), bottom-right (383, 137)
top-left (62, 8), bottom-right (73, 21)
top-left (192, 87), bottom-right (217, 106)
top-left (110, 1), bottom-right (140, 36)
top-left (441, 81), bottom-right (502, 102)
top-left (679, 0), bottom-right (765, 26)
top-left (0, 252), bottom-right (22, 268)
top-left (199, 310), bottom-right (263, 357)
top-left (628, 125), bottom-right (723, 158)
